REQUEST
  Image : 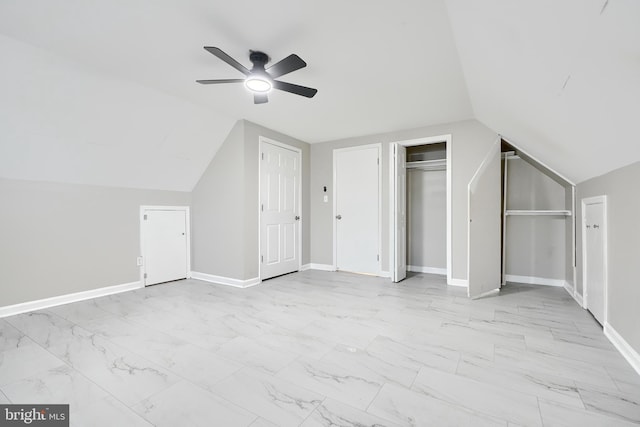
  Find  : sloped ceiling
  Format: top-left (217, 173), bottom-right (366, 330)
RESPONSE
top-left (0, 0), bottom-right (638, 190)
top-left (446, 0), bottom-right (640, 183)
top-left (0, 0), bottom-right (472, 190)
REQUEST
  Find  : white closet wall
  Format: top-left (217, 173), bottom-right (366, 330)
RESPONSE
top-left (407, 169), bottom-right (447, 272)
top-left (504, 157), bottom-right (571, 285)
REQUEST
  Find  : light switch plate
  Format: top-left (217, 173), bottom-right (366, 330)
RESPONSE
top-left (137, 256), bottom-right (143, 266)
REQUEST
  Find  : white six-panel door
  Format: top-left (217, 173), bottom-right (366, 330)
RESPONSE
top-left (260, 139), bottom-right (301, 280)
top-left (142, 207), bottom-right (189, 286)
top-left (334, 144), bottom-right (380, 275)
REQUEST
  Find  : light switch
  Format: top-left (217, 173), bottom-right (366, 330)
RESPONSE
top-left (137, 257), bottom-right (143, 266)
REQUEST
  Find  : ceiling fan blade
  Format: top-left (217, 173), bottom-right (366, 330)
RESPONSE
top-left (196, 79), bottom-right (245, 84)
top-left (254, 93), bottom-right (269, 104)
top-left (203, 47), bottom-right (250, 76)
top-left (272, 80), bottom-right (318, 98)
top-left (266, 54), bottom-right (307, 79)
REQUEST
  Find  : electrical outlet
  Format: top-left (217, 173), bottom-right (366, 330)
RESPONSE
top-left (323, 195), bottom-right (328, 203)
top-left (137, 257), bottom-right (143, 266)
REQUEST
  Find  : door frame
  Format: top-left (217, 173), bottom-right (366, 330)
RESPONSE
top-left (333, 143), bottom-right (382, 275)
top-left (581, 195), bottom-right (608, 322)
top-left (258, 136), bottom-right (303, 281)
top-left (389, 134), bottom-right (452, 284)
top-left (139, 205), bottom-right (191, 286)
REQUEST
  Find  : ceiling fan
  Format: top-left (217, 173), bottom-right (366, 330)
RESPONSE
top-left (197, 47), bottom-right (318, 104)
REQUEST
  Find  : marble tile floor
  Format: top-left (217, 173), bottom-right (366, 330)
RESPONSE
top-left (1, 270), bottom-right (639, 426)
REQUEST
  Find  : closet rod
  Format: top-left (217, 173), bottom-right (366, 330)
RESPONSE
top-left (406, 159), bottom-right (446, 170)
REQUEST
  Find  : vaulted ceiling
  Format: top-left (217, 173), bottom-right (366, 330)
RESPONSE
top-left (1, 0), bottom-right (638, 190)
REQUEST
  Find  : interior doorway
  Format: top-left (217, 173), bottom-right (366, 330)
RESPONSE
top-left (390, 135), bottom-right (451, 284)
top-left (334, 144), bottom-right (381, 275)
top-left (259, 137), bottom-right (302, 280)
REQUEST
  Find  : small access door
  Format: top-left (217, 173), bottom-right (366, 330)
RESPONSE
top-left (467, 140), bottom-right (501, 298)
top-left (260, 139), bottom-right (301, 280)
top-left (142, 207), bottom-right (189, 286)
top-left (334, 144), bottom-right (381, 275)
top-left (391, 143), bottom-right (407, 282)
top-left (583, 197), bottom-right (607, 325)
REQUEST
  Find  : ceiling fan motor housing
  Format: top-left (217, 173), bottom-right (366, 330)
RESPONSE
top-left (249, 51), bottom-right (269, 70)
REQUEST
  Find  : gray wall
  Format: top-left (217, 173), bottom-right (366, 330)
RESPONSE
top-left (407, 169), bottom-right (447, 269)
top-left (191, 121), bottom-right (246, 279)
top-left (505, 158), bottom-right (567, 281)
top-left (0, 178), bottom-right (190, 307)
top-left (576, 160), bottom-right (640, 356)
top-left (192, 120), bottom-right (310, 281)
top-left (310, 119), bottom-right (497, 281)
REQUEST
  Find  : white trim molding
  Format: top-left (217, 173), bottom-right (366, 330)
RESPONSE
top-left (564, 282), bottom-right (585, 307)
top-left (0, 281), bottom-right (142, 318)
top-left (408, 266), bottom-right (447, 276)
top-left (307, 263), bottom-right (336, 271)
top-left (605, 323), bottom-right (640, 377)
top-left (505, 275), bottom-right (566, 287)
top-left (190, 271), bottom-right (260, 289)
top-left (448, 278), bottom-right (468, 287)
top-left (300, 264), bottom-right (311, 271)
top-left (388, 134), bottom-right (452, 285)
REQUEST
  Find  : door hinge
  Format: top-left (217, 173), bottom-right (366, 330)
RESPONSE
top-left (261, 255), bottom-right (263, 263)
top-left (261, 204), bottom-right (264, 212)
top-left (143, 214), bottom-right (148, 220)
top-left (144, 273), bottom-right (147, 279)
top-left (377, 158), bottom-right (379, 165)
top-left (377, 254), bottom-right (379, 261)
top-left (261, 152), bottom-right (265, 160)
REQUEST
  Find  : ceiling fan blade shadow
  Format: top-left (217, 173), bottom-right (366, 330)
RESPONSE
top-left (272, 80), bottom-right (318, 98)
top-left (267, 54), bottom-right (307, 79)
top-left (254, 93), bottom-right (269, 104)
top-left (196, 79), bottom-right (245, 84)
top-left (203, 47), bottom-right (250, 76)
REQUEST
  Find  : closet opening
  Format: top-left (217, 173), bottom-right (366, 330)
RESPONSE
top-left (390, 135), bottom-right (451, 284)
top-left (500, 140), bottom-right (576, 292)
top-left (406, 143), bottom-right (447, 276)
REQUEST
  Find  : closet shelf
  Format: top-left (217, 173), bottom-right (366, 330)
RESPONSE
top-left (406, 159), bottom-right (446, 170)
top-left (505, 210), bottom-right (572, 217)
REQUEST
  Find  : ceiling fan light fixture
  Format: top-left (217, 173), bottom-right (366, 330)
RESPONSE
top-left (245, 75), bottom-right (272, 93)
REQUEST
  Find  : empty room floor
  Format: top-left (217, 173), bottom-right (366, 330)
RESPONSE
top-left (1, 271), bottom-right (639, 426)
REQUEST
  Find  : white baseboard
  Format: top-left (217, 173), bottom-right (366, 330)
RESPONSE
top-left (0, 281), bottom-right (142, 318)
top-left (190, 271), bottom-right (260, 289)
top-left (379, 271), bottom-right (390, 278)
top-left (448, 278), bottom-right (468, 287)
top-left (307, 263), bottom-right (336, 272)
top-left (505, 274), bottom-right (565, 287)
top-left (408, 265), bottom-right (447, 275)
top-left (604, 322), bottom-right (640, 377)
top-left (300, 264), bottom-right (311, 271)
top-left (563, 282), bottom-right (585, 307)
